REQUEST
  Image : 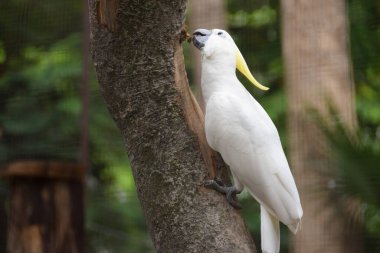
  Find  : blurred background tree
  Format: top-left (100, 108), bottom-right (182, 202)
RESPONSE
top-left (0, 0), bottom-right (379, 252)
top-left (282, 0), bottom-right (359, 252)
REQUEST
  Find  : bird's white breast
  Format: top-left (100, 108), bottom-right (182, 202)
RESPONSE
top-left (203, 78), bottom-right (302, 226)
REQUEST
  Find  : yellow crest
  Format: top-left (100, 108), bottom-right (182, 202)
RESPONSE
top-left (235, 46), bottom-right (269, 91)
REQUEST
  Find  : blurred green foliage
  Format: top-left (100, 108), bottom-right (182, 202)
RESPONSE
top-left (0, 0), bottom-right (379, 252)
top-left (350, 0), bottom-right (380, 134)
top-left (0, 1), bottom-right (151, 252)
top-left (0, 34), bottom-right (82, 162)
top-left (317, 109), bottom-right (380, 252)
top-left (346, 1), bottom-right (380, 250)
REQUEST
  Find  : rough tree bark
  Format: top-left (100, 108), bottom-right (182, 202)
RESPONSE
top-left (281, 0), bottom-right (359, 253)
top-left (89, 0), bottom-right (256, 252)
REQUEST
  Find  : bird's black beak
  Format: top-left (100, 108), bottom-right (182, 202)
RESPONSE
top-left (192, 29), bottom-right (211, 50)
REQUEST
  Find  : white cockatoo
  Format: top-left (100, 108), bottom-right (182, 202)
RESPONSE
top-left (192, 28), bottom-right (303, 253)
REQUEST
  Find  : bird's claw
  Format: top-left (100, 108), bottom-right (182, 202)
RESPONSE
top-left (204, 179), bottom-right (226, 194)
top-left (214, 177), bottom-right (226, 187)
top-left (226, 188), bottom-right (242, 209)
top-left (204, 178), bottom-right (242, 209)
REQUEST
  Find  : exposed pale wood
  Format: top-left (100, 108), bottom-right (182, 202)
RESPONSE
top-left (96, 0), bottom-right (119, 32)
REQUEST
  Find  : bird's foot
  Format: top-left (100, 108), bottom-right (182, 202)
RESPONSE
top-left (226, 187), bottom-right (242, 209)
top-left (204, 178), bottom-right (225, 193)
top-left (204, 178), bottom-right (242, 209)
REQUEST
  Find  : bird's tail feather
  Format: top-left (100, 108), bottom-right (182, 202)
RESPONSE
top-left (261, 205), bottom-right (280, 253)
top-left (287, 218), bottom-right (301, 234)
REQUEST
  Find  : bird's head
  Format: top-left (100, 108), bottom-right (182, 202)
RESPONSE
top-left (192, 28), bottom-right (269, 91)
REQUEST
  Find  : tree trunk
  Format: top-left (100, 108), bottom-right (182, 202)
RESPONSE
top-left (1, 161), bottom-right (85, 253)
top-left (188, 0), bottom-right (227, 110)
top-left (281, 0), bottom-right (359, 252)
top-left (89, 0), bottom-right (256, 252)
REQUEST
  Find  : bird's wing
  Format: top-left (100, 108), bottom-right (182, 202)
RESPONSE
top-left (205, 91), bottom-right (302, 226)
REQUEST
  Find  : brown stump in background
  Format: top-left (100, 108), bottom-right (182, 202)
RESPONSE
top-left (0, 161), bottom-right (85, 253)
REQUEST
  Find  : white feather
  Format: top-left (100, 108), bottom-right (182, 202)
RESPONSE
top-left (199, 29), bottom-right (303, 253)
top-left (261, 205), bottom-right (280, 253)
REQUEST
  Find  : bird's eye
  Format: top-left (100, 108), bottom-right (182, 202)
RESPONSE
top-left (194, 31), bottom-right (206, 37)
top-left (217, 32), bottom-right (223, 36)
